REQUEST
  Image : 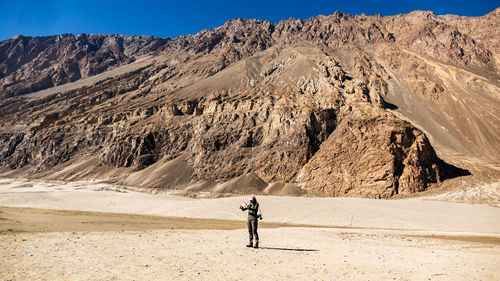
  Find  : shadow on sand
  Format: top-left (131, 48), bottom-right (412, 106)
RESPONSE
top-left (259, 247), bottom-right (319, 252)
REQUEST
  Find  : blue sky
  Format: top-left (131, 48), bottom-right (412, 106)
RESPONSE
top-left (0, 0), bottom-right (498, 41)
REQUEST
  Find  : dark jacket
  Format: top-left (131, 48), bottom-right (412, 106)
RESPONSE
top-left (242, 202), bottom-right (259, 221)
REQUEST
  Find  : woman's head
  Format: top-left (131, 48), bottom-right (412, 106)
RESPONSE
top-left (249, 194), bottom-right (256, 203)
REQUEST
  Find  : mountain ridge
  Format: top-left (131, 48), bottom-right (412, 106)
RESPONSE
top-left (0, 8), bottom-right (498, 198)
top-left (2, 8), bottom-right (498, 98)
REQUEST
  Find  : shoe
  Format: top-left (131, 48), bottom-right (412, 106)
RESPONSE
top-left (254, 242), bottom-right (259, 248)
top-left (246, 243), bottom-right (253, 247)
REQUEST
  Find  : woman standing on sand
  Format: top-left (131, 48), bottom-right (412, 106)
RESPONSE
top-left (240, 195), bottom-right (260, 248)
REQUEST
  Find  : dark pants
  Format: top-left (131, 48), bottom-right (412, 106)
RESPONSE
top-left (247, 219), bottom-right (259, 243)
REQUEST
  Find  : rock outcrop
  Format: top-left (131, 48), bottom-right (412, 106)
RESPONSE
top-left (297, 105), bottom-right (444, 198)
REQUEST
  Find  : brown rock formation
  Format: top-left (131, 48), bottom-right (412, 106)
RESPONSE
top-left (297, 105), bottom-right (444, 198)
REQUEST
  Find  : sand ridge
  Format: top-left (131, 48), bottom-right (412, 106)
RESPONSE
top-left (1, 178), bottom-right (499, 234)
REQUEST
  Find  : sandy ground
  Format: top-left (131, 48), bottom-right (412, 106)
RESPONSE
top-left (422, 180), bottom-right (500, 207)
top-left (1, 178), bottom-right (500, 280)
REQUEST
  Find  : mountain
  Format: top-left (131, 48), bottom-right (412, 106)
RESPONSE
top-left (0, 34), bottom-right (169, 98)
top-left (0, 8), bottom-right (499, 198)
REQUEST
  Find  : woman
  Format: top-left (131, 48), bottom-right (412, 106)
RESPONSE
top-left (240, 195), bottom-right (260, 248)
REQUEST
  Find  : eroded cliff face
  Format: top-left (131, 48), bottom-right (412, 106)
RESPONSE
top-left (1, 9), bottom-right (499, 197)
top-left (297, 105), bottom-right (444, 198)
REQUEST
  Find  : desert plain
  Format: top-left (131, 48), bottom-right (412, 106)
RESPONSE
top-left (0, 178), bottom-right (499, 280)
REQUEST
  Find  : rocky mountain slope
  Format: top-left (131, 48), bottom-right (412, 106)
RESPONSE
top-left (0, 34), bottom-right (168, 98)
top-left (0, 8), bottom-right (499, 198)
